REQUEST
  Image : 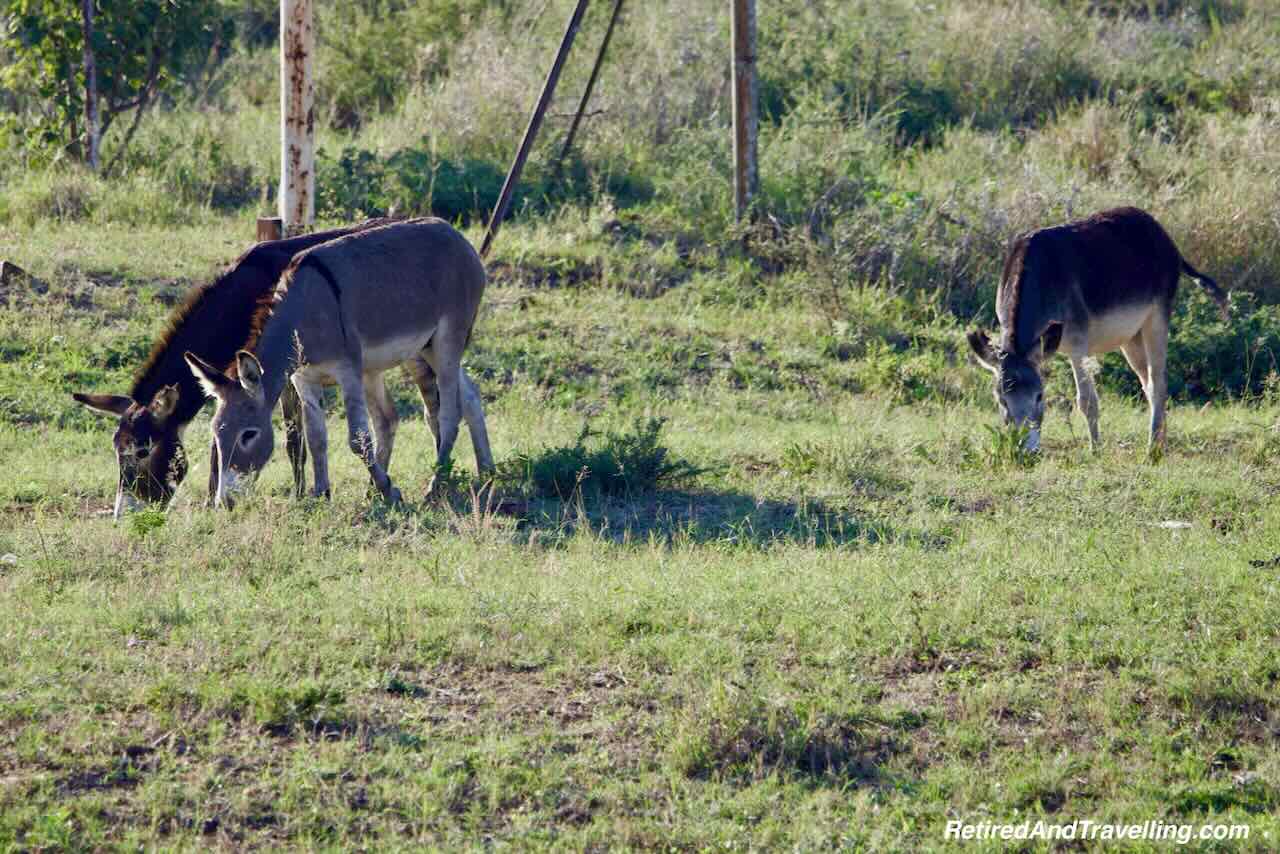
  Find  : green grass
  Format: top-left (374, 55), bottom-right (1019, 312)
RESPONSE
top-left (3, 216), bottom-right (1280, 849)
top-left (6, 0), bottom-right (1280, 846)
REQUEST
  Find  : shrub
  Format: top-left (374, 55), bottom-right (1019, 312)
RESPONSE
top-left (315, 0), bottom-right (493, 130)
top-left (316, 144), bottom-right (506, 222)
top-left (500, 417), bottom-right (703, 500)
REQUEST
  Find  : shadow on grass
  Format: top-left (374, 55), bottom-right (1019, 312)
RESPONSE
top-left (670, 694), bottom-right (914, 790)
top-left (487, 487), bottom-right (949, 550)
top-left (459, 416), bottom-right (951, 549)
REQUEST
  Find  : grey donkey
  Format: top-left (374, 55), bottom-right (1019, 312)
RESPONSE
top-left (184, 218), bottom-right (494, 507)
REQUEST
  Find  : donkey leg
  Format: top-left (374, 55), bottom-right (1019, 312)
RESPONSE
top-left (404, 356), bottom-right (441, 450)
top-left (1069, 355), bottom-right (1101, 451)
top-left (422, 341), bottom-right (465, 498)
top-left (364, 372), bottom-right (399, 471)
top-left (293, 375), bottom-right (332, 499)
top-left (460, 371), bottom-right (495, 475)
top-left (337, 368), bottom-right (400, 504)
top-left (408, 356), bottom-right (491, 475)
top-left (1120, 332), bottom-right (1150, 401)
top-left (281, 381), bottom-right (308, 499)
top-left (1142, 313), bottom-right (1171, 453)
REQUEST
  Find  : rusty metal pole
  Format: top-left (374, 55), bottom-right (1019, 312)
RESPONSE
top-left (554, 0), bottom-right (625, 172)
top-left (731, 0), bottom-right (758, 223)
top-left (480, 0), bottom-right (591, 259)
top-left (280, 0), bottom-right (315, 233)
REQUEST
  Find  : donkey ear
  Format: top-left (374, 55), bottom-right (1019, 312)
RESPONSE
top-left (184, 351), bottom-right (234, 399)
top-left (148, 384), bottom-right (181, 422)
top-left (72, 391), bottom-right (134, 416)
top-left (967, 329), bottom-right (1000, 373)
top-left (235, 351), bottom-right (264, 396)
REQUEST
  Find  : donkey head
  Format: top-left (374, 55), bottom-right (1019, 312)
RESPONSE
top-left (72, 386), bottom-right (187, 519)
top-left (184, 350), bottom-right (275, 509)
top-left (967, 329), bottom-right (1046, 451)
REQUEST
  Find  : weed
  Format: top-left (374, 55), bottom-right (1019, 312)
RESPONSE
top-left (126, 508), bottom-right (167, 539)
top-left (960, 424), bottom-right (1041, 470)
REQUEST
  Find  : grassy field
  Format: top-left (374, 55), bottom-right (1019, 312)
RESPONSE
top-left (5, 0), bottom-right (1280, 848)
top-left (2, 214), bottom-right (1280, 850)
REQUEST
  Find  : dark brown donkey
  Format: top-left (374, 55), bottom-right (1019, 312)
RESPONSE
top-left (73, 221), bottom-right (391, 518)
top-left (967, 207), bottom-right (1228, 454)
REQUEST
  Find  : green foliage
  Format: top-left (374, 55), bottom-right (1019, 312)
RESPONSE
top-left (853, 342), bottom-right (957, 405)
top-left (758, 1), bottom-right (1099, 147)
top-left (126, 508), bottom-right (166, 539)
top-left (501, 417), bottom-right (703, 499)
top-left (1, 0), bottom-right (229, 167)
top-left (1056, 0), bottom-right (1243, 25)
top-left (957, 425), bottom-right (1044, 471)
top-left (667, 687), bottom-right (878, 782)
top-left (316, 144), bottom-right (506, 222)
top-left (316, 0), bottom-right (491, 130)
top-left (317, 141), bottom-right (651, 223)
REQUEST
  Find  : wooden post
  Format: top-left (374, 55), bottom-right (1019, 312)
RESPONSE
top-left (731, 0), bottom-right (758, 223)
top-left (257, 217), bottom-right (284, 243)
top-left (554, 0), bottom-right (625, 172)
top-left (480, 0), bottom-right (591, 259)
top-left (280, 0), bottom-right (315, 233)
top-left (81, 0), bottom-right (98, 171)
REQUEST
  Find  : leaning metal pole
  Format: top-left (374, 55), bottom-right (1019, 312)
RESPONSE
top-left (731, 0), bottom-right (758, 223)
top-left (480, 0), bottom-right (591, 258)
top-left (554, 0), bottom-right (625, 172)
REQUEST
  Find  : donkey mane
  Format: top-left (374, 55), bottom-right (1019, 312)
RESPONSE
top-left (999, 234), bottom-right (1031, 355)
top-left (239, 254), bottom-right (324, 367)
top-left (239, 263), bottom-right (297, 364)
top-left (128, 247), bottom-right (267, 404)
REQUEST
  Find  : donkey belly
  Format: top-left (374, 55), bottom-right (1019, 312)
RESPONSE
top-left (1084, 303), bottom-right (1151, 354)
top-left (361, 328), bottom-right (438, 373)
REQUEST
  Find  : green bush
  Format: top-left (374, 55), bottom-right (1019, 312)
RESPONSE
top-left (500, 417), bottom-right (703, 500)
top-left (317, 141), bottom-right (652, 223)
top-left (315, 0), bottom-right (493, 130)
top-left (316, 144), bottom-right (506, 222)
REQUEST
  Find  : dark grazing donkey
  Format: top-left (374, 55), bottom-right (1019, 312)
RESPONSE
top-left (73, 220), bottom-right (392, 518)
top-left (967, 207), bottom-right (1228, 454)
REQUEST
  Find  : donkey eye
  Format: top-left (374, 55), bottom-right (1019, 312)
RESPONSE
top-left (135, 445), bottom-right (152, 459)
top-left (240, 429), bottom-right (260, 447)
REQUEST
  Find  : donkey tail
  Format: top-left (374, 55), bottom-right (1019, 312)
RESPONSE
top-left (1182, 258), bottom-right (1229, 321)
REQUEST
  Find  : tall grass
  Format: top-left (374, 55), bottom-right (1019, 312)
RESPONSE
top-left (4, 0), bottom-right (1280, 395)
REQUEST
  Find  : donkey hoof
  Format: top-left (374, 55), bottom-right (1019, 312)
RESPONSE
top-left (385, 486), bottom-right (403, 506)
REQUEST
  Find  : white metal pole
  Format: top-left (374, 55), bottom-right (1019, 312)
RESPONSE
top-left (280, 0), bottom-right (315, 231)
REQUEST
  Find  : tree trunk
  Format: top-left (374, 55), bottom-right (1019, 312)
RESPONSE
top-left (82, 0), bottom-right (99, 170)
